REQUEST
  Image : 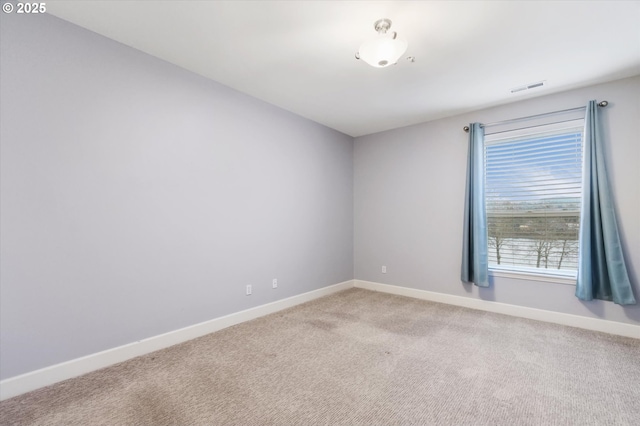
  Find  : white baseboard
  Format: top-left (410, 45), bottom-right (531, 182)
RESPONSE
top-left (0, 280), bottom-right (354, 401)
top-left (354, 280), bottom-right (640, 340)
top-left (3, 278), bottom-right (637, 401)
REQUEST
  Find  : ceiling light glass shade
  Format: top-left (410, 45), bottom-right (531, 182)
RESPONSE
top-left (358, 34), bottom-right (408, 68)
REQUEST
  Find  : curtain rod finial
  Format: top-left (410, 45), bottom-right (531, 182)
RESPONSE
top-left (463, 126), bottom-right (470, 132)
top-left (598, 100), bottom-right (608, 107)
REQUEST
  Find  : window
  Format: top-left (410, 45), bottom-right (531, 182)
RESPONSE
top-left (484, 120), bottom-right (584, 277)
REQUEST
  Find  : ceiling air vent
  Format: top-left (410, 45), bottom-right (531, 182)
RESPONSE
top-left (510, 80), bottom-right (546, 94)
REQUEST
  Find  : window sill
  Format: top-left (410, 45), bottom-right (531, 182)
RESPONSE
top-left (489, 267), bottom-right (576, 286)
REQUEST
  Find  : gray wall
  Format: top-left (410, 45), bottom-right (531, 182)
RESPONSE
top-left (355, 76), bottom-right (640, 325)
top-left (0, 14), bottom-right (354, 379)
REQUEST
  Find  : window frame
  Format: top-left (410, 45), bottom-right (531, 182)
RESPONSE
top-left (483, 119), bottom-right (585, 285)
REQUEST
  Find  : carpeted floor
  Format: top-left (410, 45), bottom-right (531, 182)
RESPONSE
top-left (1, 288), bottom-right (639, 425)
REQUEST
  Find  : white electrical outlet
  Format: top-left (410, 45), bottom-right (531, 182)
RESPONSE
top-left (382, 266), bottom-right (387, 273)
top-left (272, 279), bottom-right (278, 289)
top-left (246, 285), bottom-right (252, 295)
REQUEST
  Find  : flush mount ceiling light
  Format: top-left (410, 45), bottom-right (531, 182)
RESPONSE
top-left (355, 19), bottom-right (408, 68)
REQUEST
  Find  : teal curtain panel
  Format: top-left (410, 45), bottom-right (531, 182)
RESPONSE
top-left (576, 101), bottom-right (636, 305)
top-left (461, 123), bottom-right (489, 287)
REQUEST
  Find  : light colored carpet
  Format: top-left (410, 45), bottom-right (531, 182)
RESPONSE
top-left (1, 288), bottom-right (639, 425)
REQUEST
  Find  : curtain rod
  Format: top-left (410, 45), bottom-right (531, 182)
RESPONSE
top-left (462, 100), bottom-right (608, 132)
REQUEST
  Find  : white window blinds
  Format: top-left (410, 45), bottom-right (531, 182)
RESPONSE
top-left (484, 120), bottom-right (584, 273)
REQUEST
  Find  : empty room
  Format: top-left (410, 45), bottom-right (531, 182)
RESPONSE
top-left (1, 1), bottom-right (639, 425)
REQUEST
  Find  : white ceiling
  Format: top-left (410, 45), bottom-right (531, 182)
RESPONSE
top-left (46, 1), bottom-right (640, 137)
